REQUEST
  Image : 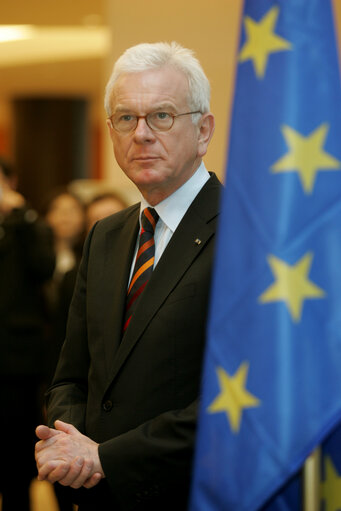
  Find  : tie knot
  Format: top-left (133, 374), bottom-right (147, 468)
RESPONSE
top-left (141, 207), bottom-right (159, 234)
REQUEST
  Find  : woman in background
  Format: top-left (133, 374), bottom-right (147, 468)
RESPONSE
top-left (44, 190), bottom-right (85, 315)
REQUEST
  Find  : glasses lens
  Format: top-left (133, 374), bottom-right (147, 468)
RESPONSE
top-left (147, 112), bottom-right (173, 131)
top-left (113, 114), bottom-right (137, 133)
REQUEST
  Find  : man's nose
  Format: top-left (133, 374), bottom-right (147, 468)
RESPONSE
top-left (133, 117), bottom-right (155, 142)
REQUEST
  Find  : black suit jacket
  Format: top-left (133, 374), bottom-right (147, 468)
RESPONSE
top-left (47, 173), bottom-right (222, 510)
top-left (0, 207), bottom-right (55, 376)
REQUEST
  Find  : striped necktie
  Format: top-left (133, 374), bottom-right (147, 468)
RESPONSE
top-left (123, 207), bottom-right (159, 333)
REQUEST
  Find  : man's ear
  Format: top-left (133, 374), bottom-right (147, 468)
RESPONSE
top-left (106, 118), bottom-right (114, 135)
top-left (197, 113), bottom-right (215, 158)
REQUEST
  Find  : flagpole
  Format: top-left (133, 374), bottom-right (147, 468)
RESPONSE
top-left (303, 447), bottom-right (321, 511)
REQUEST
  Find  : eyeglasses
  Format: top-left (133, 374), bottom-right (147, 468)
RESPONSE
top-left (108, 110), bottom-right (202, 133)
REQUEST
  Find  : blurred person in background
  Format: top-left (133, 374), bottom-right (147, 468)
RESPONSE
top-left (0, 156), bottom-right (55, 511)
top-left (86, 190), bottom-right (128, 232)
top-left (43, 189), bottom-right (86, 375)
top-left (43, 189), bottom-right (85, 313)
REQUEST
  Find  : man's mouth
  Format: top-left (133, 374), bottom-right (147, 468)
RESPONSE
top-left (133, 156), bottom-right (160, 163)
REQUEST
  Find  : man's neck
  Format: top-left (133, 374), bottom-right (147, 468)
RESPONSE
top-left (139, 162), bottom-right (202, 206)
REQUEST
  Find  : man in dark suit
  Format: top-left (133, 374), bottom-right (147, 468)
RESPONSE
top-left (35, 41), bottom-right (221, 510)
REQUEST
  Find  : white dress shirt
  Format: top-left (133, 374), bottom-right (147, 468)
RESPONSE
top-left (129, 162), bottom-right (210, 283)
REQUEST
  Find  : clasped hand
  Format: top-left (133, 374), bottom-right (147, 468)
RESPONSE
top-left (35, 420), bottom-right (104, 489)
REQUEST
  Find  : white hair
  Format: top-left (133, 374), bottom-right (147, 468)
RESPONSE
top-left (104, 41), bottom-right (211, 122)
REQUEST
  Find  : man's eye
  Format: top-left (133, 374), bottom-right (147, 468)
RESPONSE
top-left (155, 112), bottom-right (171, 120)
top-left (120, 114), bottom-right (135, 122)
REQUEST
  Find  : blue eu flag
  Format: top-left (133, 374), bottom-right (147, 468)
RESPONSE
top-left (189, 1), bottom-right (341, 510)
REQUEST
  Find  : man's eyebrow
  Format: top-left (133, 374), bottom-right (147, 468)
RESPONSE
top-left (152, 102), bottom-right (176, 111)
top-left (113, 105), bottom-right (133, 114)
top-left (113, 102), bottom-right (176, 114)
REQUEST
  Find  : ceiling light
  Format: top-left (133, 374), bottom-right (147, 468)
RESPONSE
top-left (0, 25), bottom-right (35, 43)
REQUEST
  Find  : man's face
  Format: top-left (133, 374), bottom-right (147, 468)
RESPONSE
top-left (107, 65), bottom-right (210, 204)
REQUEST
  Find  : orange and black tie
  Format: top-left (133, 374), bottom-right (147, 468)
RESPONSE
top-left (123, 207), bottom-right (159, 333)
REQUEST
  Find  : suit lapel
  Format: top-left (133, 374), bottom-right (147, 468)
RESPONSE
top-left (100, 205), bottom-right (140, 378)
top-left (106, 174), bottom-right (221, 387)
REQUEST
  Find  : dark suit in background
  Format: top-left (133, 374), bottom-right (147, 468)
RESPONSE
top-left (0, 204), bottom-right (55, 511)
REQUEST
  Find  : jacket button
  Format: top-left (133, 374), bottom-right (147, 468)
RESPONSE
top-left (103, 400), bottom-right (113, 412)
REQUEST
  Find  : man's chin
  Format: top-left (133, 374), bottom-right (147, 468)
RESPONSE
top-left (130, 167), bottom-right (165, 186)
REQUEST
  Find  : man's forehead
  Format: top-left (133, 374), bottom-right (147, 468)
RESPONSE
top-left (115, 64), bottom-right (187, 83)
top-left (110, 66), bottom-right (190, 109)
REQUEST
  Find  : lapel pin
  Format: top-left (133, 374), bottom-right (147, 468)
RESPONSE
top-left (194, 238), bottom-right (202, 245)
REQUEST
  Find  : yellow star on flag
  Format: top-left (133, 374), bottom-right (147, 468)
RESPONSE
top-left (259, 253), bottom-right (326, 322)
top-left (207, 363), bottom-right (260, 433)
top-left (239, 6), bottom-right (292, 78)
top-left (271, 123), bottom-right (341, 193)
top-left (320, 456), bottom-right (341, 511)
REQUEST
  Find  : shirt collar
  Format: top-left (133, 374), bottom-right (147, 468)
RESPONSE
top-left (140, 161), bottom-right (210, 233)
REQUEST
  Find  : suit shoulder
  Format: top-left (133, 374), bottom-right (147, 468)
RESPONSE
top-left (188, 172), bottom-right (222, 221)
top-left (207, 172), bottom-right (223, 190)
top-left (92, 203), bottom-right (140, 233)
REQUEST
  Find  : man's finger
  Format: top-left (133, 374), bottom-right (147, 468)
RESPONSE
top-left (83, 472), bottom-right (103, 489)
top-left (35, 425), bottom-right (60, 441)
top-left (54, 420), bottom-right (79, 435)
top-left (35, 432), bottom-right (64, 455)
top-left (57, 456), bottom-right (87, 488)
top-left (68, 457), bottom-right (94, 489)
top-left (37, 460), bottom-right (69, 482)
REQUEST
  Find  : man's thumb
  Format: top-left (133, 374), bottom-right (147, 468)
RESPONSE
top-left (35, 425), bottom-right (60, 440)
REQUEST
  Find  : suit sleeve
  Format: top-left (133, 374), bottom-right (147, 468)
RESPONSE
top-left (46, 227), bottom-right (93, 431)
top-left (98, 400), bottom-right (198, 509)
